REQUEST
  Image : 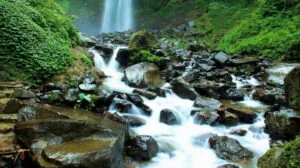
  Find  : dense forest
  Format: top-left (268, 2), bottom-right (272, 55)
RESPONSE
top-left (0, 0), bottom-right (299, 168)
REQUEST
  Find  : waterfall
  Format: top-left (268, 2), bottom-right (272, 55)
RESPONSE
top-left (101, 0), bottom-right (134, 33)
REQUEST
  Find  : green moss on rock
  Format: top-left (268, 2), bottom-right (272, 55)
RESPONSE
top-left (258, 137), bottom-right (300, 168)
top-left (129, 30), bottom-right (157, 52)
top-left (130, 50), bottom-right (166, 68)
top-left (0, 0), bottom-right (78, 83)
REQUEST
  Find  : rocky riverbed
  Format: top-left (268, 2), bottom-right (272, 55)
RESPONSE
top-left (0, 26), bottom-right (299, 168)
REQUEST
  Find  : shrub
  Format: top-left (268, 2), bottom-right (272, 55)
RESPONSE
top-left (0, 0), bottom-right (78, 83)
top-left (130, 50), bottom-right (166, 68)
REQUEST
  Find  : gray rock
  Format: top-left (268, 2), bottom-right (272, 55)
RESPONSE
top-left (116, 48), bottom-right (130, 66)
top-left (122, 115), bottom-right (146, 127)
top-left (265, 63), bottom-right (299, 86)
top-left (126, 135), bottom-right (158, 161)
top-left (159, 109), bottom-right (181, 125)
top-left (133, 89), bottom-right (157, 100)
top-left (171, 77), bottom-right (198, 100)
top-left (193, 110), bottom-right (219, 125)
top-left (209, 135), bottom-right (254, 162)
top-left (284, 66), bottom-right (300, 110)
top-left (193, 97), bottom-right (221, 110)
top-left (264, 108), bottom-right (300, 140)
top-left (12, 88), bottom-right (35, 99)
top-left (124, 62), bottom-right (164, 88)
top-left (79, 83), bottom-right (97, 92)
top-left (214, 52), bottom-right (229, 66)
top-left (224, 88), bottom-right (244, 101)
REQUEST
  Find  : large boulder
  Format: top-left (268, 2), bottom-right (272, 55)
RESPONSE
top-left (193, 97), bottom-right (221, 110)
top-left (264, 108), bottom-right (300, 140)
top-left (214, 52), bottom-right (229, 67)
top-left (129, 30), bottom-right (157, 52)
top-left (126, 135), bottom-right (159, 161)
top-left (258, 137), bottom-right (300, 168)
top-left (284, 66), bottom-right (300, 110)
top-left (209, 135), bottom-right (254, 162)
top-left (12, 88), bottom-right (35, 99)
top-left (124, 62), bottom-right (164, 88)
top-left (159, 109), bottom-right (181, 125)
top-left (116, 47), bottom-right (130, 67)
top-left (42, 138), bottom-right (124, 168)
top-left (171, 77), bottom-right (198, 100)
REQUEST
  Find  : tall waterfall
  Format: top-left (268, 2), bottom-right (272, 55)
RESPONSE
top-left (101, 0), bottom-right (134, 33)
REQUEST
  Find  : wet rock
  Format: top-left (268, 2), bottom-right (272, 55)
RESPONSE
top-left (230, 129), bottom-right (247, 136)
top-left (94, 44), bottom-right (114, 57)
top-left (253, 87), bottom-right (285, 105)
top-left (83, 77), bottom-right (95, 84)
top-left (139, 104), bottom-right (153, 116)
top-left (113, 98), bottom-right (132, 113)
top-left (133, 89), bottom-right (157, 100)
top-left (79, 83), bottom-right (97, 93)
top-left (116, 48), bottom-right (130, 66)
top-left (284, 66), bottom-right (300, 110)
top-left (42, 138), bottom-right (124, 168)
top-left (264, 63), bottom-right (299, 86)
top-left (224, 89), bottom-right (244, 101)
top-left (12, 88), bottom-right (35, 99)
top-left (193, 97), bottom-right (221, 110)
top-left (222, 101), bottom-right (259, 123)
top-left (217, 164), bottom-right (240, 168)
top-left (264, 108), bottom-right (300, 140)
top-left (171, 77), bottom-right (198, 100)
top-left (78, 32), bottom-right (97, 47)
top-left (220, 111), bottom-right (239, 126)
top-left (40, 90), bottom-right (64, 104)
top-left (2, 99), bottom-right (23, 114)
top-left (209, 135), bottom-right (254, 162)
top-left (172, 63), bottom-right (186, 71)
top-left (122, 115), bottom-right (146, 127)
top-left (127, 94), bottom-right (144, 107)
top-left (124, 62), bottom-right (164, 88)
top-left (64, 88), bottom-right (79, 105)
top-left (182, 70), bottom-right (201, 83)
top-left (159, 109), bottom-right (180, 125)
top-left (147, 88), bottom-right (166, 97)
top-left (230, 57), bottom-right (258, 65)
top-left (126, 135), bottom-right (158, 161)
top-left (214, 52), bottom-right (229, 67)
top-left (0, 114), bottom-right (17, 123)
top-left (198, 63), bottom-right (213, 72)
top-left (193, 110), bottom-right (219, 125)
top-left (175, 49), bottom-right (191, 60)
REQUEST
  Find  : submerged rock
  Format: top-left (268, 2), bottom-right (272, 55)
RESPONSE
top-left (133, 89), bottom-right (157, 100)
top-left (159, 109), bottom-right (181, 125)
top-left (126, 135), bottom-right (158, 161)
top-left (209, 135), bottom-right (254, 162)
top-left (124, 62), bottom-right (164, 88)
top-left (193, 110), bottom-right (219, 125)
top-left (171, 77), bottom-right (198, 100)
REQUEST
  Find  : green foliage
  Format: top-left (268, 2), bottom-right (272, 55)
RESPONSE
top-left (48, 93), bottom-right (61, 102)
top-left (218, 7), bottom-right (299, 60)
top-left (0, 0), bottom-right (78, 83)
top-left (131, 50), bottom-right (166, 68)
top-left (258, 137), bottom-right (300, 168)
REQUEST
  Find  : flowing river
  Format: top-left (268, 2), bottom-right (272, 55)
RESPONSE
top-left (90, 47), bottom-right (270, 168)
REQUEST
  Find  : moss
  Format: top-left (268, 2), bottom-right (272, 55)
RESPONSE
top-left (130, 50), bottom-right (166, 68)
top-left (48, 93), bottom-right (61, 103)
top-left (0, 0), bottom-right (78, 83)
top-left (129, 30), bottom-right (157, 52)
top-left (258, 137), bottom-right (300, 168)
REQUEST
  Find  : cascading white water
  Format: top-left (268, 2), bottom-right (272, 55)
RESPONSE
top-left (89, 48), bottom-right (106, 69)
top-left (101, 0), bottom-right (134, 33)
top-left (92, 48), bottom-right (270, 168)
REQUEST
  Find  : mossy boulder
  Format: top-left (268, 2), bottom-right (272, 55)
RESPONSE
top-left (129, 30), bottom-right (157, 52)
top-left (0, 0), bottom-right (78, 82)
top-left (130, 50), bottom-right (166, 68)
top-left (285, 66), bottom-right (300, 110)
top-left (258, 137), bottom-right (300, 168)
